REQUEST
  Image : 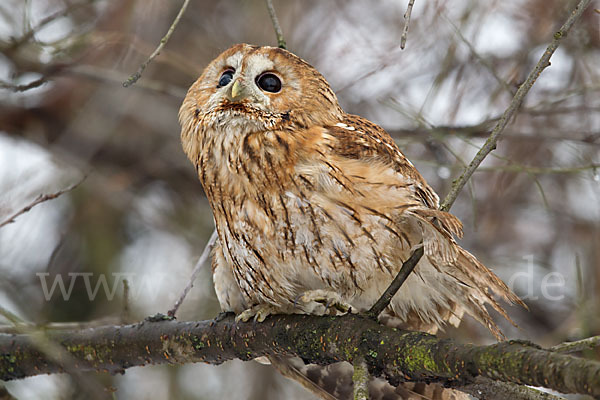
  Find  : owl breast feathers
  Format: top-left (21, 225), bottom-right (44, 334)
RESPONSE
top-left (179, 43), bottom-right (523, 398)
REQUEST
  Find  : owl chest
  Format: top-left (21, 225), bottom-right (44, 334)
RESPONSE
top-left (199, 131), bottom-right (409, 305)
top-left (214, 186), bottom-right (410, 307)
top-left (198, 126), bottom-right (293, 191)
top-left (212, 185), bottom-right (327, 304)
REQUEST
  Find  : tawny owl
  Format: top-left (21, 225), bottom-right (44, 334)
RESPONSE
top-left (179, 44), bottom-right (523, 400)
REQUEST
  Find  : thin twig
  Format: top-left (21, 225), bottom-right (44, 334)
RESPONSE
top-left (0, 176), bottom-right (85, 228)
top-left (265, 0), bottom-right (286, 49)
top-left (0, 306), bottom-right (24, 326)
top-left (400, 0), bottom-right (416, 49)
top-left (0, 76), bottom-right (48, 92)
top-left (121, 279), bottom-right (131, 323)
top-left (167, 229), bottom-right (218, 317)
top-left (550, 335), bottom-right (600, 354)
top-left (367, 0), bottom-right (592, 319)
top-left (123, 0), bottom-right (190, 87)
top-left (353, 357), bottom-right (369, 400)
top-left (444, 15), bottom-right (514, 95)
top-left (5, 0), bottom-right (91, 52)
top-left (440, 0), bottom-right (593, 212)
top-left (367, 247), bottom-right (424, 318)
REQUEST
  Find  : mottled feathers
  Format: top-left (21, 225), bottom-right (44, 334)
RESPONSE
top-left (179, 43), bottom-right (523, 399)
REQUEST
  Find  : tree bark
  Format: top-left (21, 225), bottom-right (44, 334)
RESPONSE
top-left (1, 314), bottom-right (599, 398)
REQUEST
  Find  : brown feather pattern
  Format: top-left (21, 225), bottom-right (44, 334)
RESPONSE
top-left (179, 44), bottom-right (524, 399)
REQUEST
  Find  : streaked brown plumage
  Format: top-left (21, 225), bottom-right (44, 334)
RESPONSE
top-left (179, 44), bottom-right (523, 400)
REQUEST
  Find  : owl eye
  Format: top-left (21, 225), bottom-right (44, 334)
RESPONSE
top-left (218, 69), bottom-right (234, 88)
top-left (256, 73), bottom-right (282, 93)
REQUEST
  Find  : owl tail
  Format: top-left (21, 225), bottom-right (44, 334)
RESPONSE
top-left (407, 208), bottom-right (463, 265)
top-left (272, 356), bottom-right (469, 400)
top-left (451, 246), bottom-right (527, 340)
top-left (408, 207), bottom-right (526, 339)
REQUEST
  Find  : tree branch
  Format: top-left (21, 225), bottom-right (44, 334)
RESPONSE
top-left (0, 76), bottom-right (49, 92)
top-left (0, 177), bottom-right (85, 228)
top-left (168, 229), bottom-right (218, 317)
top-left (367, 0), bottom-right (593, 318)
top-left (353, 357), bottom-right (369, 400)
top-left (122, 0), bottom-right (190, 87)
top-left (458, 378), bottom-right (565, 400)
top-left (367, 247), bottom-right (423, 318)
top-left (550, 335), bottom-right (600, 354)
top-left (400, 0), bottom-right (416, 49)
top-left (265, 0), bottom-right (286, 49)
top-left (440, 0), bottom-right (593, 212)
top-left (1, 314), bottom-right (598, 398)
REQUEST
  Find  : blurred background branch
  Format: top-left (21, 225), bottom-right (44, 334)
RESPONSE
top-left (0, 176), bottom-right (84, 228)
top-left (440, 0), bottom-right (593, 212)
top-left (122, 0), bottom-right (190, 87)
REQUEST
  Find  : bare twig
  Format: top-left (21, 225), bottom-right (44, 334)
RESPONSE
top-left (167, 229), bottom-right (218, 317)
top-left (400, 0), bottom-right (416, 49)
top-left (368, 0), bottom-right (592, 319)
top-left (121, 279), bottom-right (131, 323)
top-left (4, 0), bottom-right (92, 52)
top-left (444, 15), bottom-right (514, 95)
top-left (367, 247), bottom-right (424, 318)
top-left (265, 0), bottom-right (286, 49)
top-left (353, 357), bottom-right (369, 400)
top-left (0, 76), bottom-right (48, 92)
top-left (0, 306), bottom-right (23, 326)
top-left (550, 335), bottom-right (600, 354)
top-left (440, 0), bottom-right (593, 212)
top-left (123, 0), bottom-right (190, 87)
top-left (0, 177), bottom-right (85, 228)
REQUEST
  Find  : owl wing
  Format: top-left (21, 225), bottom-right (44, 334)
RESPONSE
top-left (323, 114), bottom-right (464, 260)
top-left (329, 114), bottom-right (439, 207)
top-left (312, 113), bottom-right (524, 335)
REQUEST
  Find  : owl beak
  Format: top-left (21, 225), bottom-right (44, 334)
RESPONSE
top-left (230, 79), bottom-right (246, 100)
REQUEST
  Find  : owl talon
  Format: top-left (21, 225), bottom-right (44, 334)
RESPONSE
top-left (298, 289), bottom-right (353, 315)
top-left (236, 304), bottom-right (278, 323)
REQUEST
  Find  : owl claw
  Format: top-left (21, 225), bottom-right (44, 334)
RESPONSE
top-left (298, 289), bottom-right (353, 315)
top-left (236, 304), bottom-right (278, 323)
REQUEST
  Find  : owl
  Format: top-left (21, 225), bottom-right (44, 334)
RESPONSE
top-left (179, 44), bottom-right (523, 400)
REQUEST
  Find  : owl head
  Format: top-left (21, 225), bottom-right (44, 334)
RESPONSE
top-left (180, 44), bottom-right (343, 138)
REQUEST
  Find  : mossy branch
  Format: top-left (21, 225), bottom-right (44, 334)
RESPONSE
top-left (1, 314), bottom-right (599, 398)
